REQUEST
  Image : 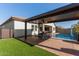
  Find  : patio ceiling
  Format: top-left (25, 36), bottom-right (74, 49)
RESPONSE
top-left (26, 3), bottom-right (79, 24)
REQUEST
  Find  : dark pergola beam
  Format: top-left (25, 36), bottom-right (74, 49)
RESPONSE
top-left (25, 21), bottom-right (27, 40)
top-left (46, 11), bottom-right (79, 23)
top-left (27, 11), bottom-right (79, 24)
top-left (27, 4), bottom-right (79, 22)
top-left (26, 4), bottom-right (79, 24)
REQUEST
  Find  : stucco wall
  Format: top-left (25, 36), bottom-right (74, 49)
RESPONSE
top-left (26, 23), bottom-right (56, 35)
top-left (1, 20), bottom-right (14, 29)
top-left (1, 20), bottom-right (25, 38)
top-left (27, 23), bottom-right (38, 35)
top-left (14, 21), bottom-right (25, 37)
top-left (44, 23), bottom-right (56, 33)
top-left (0, 20), bottom-right (14, 38)
top-left (1, 19), bottom-right (56, 38)
top-left (14, 29), bottom-right (25, 37)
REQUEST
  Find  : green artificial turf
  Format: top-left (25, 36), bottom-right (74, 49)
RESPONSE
top-left (0, 38), bottom-right (57, 56)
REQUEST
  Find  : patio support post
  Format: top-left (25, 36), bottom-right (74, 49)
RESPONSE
top-left (42, 18), bottom-right (45, 32)
top-left (43, 24), bottom-right (45, 32)
top-left (25, 21), bottom-right (27, 40)
top-left (38, 23), bottom-right (42, 39)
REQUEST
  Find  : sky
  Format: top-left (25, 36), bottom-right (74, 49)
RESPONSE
top-left (0, 3), bottom-right (69, 25)
top-left (55, 20), bottom-right (79, 28)
top-left (0, 3), bottom-right (78, 28)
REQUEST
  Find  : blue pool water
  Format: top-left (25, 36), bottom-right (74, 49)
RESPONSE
top-left (55, 34), bottom-right (75, 41)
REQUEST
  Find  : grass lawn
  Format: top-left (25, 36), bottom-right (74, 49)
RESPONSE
top-left (0, 38), bottom-right (57, 56)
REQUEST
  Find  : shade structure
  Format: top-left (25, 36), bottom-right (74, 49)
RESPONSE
top-left (26, 3), bottom-right (79, 23)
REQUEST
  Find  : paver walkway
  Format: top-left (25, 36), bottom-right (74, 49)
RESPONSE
top-left (36, 39), bottom-right (79, 56)
top-left (18, 36), bottom-right (79, 56)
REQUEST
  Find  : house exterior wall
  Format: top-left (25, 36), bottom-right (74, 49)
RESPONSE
top-left (26, 23), bottom-right (56, 35)
top-left (1, 20), bottom-right (25, 38)
top-left (1, 29), bottom-right (13, 39)
top-left (44, 23), bottom-right (56, 33)
top-left (1, 18), bottom-right (56, 38)
top-left (1, 20), bottom-right (14, 29)
top-left (14, 21), bottom-right (25, 37)
top-left (0, 20), bottom-right (14, 38)
top-left (27, 23), bottom-right (38, 35)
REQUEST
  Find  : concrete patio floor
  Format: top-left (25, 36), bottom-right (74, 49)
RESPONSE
top-left (18, 36), bottom-right (79, 56)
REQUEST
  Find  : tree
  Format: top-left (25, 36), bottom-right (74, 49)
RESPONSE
top-left (71, 21), bottom-right (79, 41)
top-left (72, 21), bottom-right (79, 41)
top-left (74, 23), bottom-right (79, 33)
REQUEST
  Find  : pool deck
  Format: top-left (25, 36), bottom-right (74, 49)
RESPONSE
top-left (36, 38), bottom-right (79, 56)
top-left (19, 36), bottom-right (79, 56)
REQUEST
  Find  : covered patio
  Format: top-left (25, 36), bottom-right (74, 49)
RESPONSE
top-left (24, 3), bottom-right (79, 43)
top-left (19, 4), bottom-right (79, 56)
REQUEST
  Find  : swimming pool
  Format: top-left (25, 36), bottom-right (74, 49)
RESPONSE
top-left (55, 34), bottom-right (75, 41)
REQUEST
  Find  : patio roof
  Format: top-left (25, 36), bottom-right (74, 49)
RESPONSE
top-left (26, 3), bottom-right (79, 23)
